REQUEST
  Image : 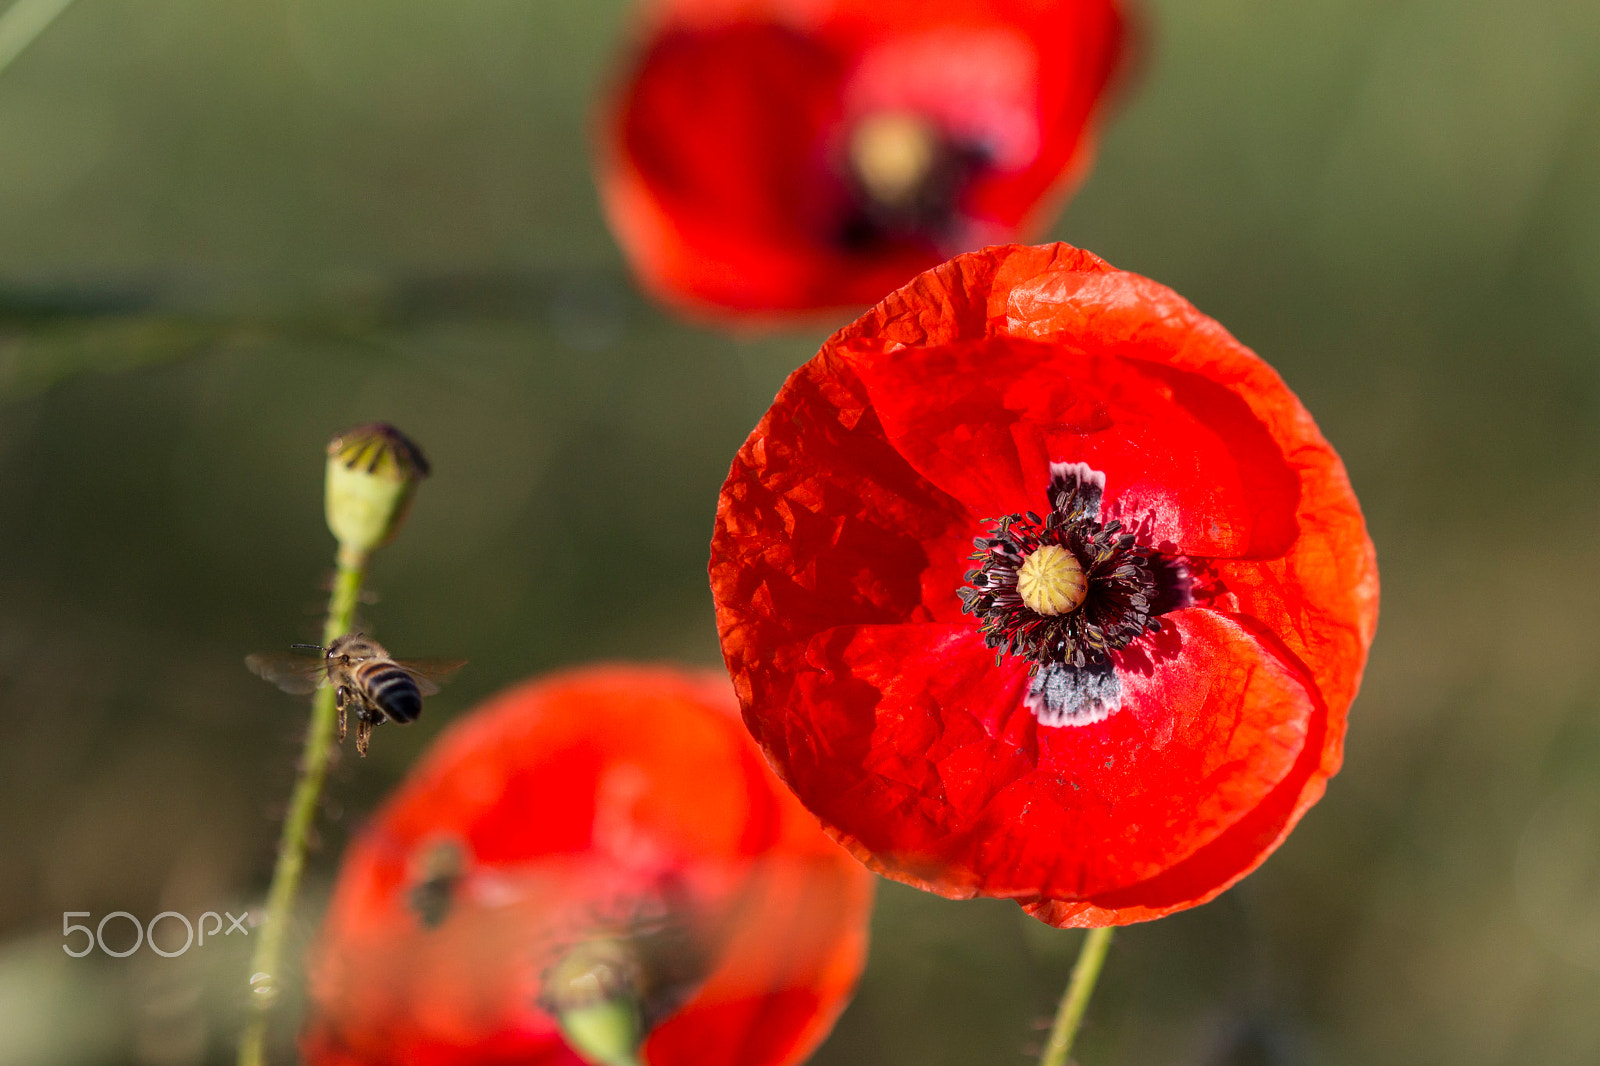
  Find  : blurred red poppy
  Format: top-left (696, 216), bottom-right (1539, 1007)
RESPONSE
top-left (597, 0), bottom-right (1129, 320)
top-left (710, 243), bottom-right (1379, 926)
top-left (301, 665), bottom-right (874, 1066)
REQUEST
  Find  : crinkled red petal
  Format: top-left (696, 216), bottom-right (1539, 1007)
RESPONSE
top-left (842, 335), bottom-right (1303, 556)
top-left (773, 609), bottom-right (1315, 899)
top-left (713, 351), bottom-right (979, 765)
top-left (828, 242), bottom-right (1378, 862)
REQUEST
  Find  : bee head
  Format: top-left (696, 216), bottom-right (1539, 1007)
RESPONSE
top-left (327, 632), bottom-right (385, 662)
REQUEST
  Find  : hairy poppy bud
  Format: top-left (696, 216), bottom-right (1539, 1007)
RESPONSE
top-left (324, 423), bottom-right (430, 565)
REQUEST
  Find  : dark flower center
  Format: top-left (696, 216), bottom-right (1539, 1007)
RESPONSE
top-left (958, 463), bottom-right (1166, 672)
top-left (838, 111), bottom-right (983, 250)
top-left (407, 838), bottom-right (467, 929)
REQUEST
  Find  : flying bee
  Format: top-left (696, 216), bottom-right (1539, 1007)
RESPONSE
top-left (246, 633), bottom-right (465, 756)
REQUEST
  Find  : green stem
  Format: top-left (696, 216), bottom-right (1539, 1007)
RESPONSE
top-left (1039, 926), bottom-right (1114, 1066)
top-left (238, 553), bottom-right (368, 1066)
top-left (0, 0), bottom-right (78, 79)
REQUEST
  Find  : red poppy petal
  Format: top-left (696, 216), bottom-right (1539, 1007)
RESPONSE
top-left (837, 335), bottom-right (1302, 557)
top-left (597, 15), bottom-right (939, 316)
top-left (621, 23), bottom-right (843, 246)
top-left (1212, 463), bottom-right (1379, 750)
top-left (774, 608), bottom-right (1316, 900)
top-left (826, 240), bottom-right (1379, 690)
top-left (1019, 702), bottom-right (1329, 927)
top-left (712, 349), bottom-right (981, 758)
top-left (645, 853), bottom-right (874, 1066)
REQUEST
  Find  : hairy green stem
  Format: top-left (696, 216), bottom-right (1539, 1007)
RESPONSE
top-left (237, 555), bottom-right (367, 1066)
top-left (0, 0), bottom-right (78, 79)
top-left (1039, 926), bottom-right (1114, 1066)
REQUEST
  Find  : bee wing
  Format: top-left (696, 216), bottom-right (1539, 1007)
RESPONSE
top-left (393, 658), bottom-right (467, 697)
top-left (245, 651), bottom-right (328, 695)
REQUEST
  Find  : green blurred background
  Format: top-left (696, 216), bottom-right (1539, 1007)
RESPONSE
top-left (3, 0), bottom-right (1600, 1062)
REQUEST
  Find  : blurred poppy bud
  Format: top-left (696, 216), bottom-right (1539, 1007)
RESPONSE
top-left (324, 423), bottom-right (430, 565)
top-left (543, 938), bottom-right (647, 1066)
top-left (302, 665), bottom-right (874, 1066)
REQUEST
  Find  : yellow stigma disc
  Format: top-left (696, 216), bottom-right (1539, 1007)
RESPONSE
top-left (849, 112), bottom-right (939, 208)
top-left (1016, 545), bottom-right (1088, 616)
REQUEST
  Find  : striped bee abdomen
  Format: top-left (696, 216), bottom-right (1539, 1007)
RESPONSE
top-left (358, 661), bottom-right (424, 723)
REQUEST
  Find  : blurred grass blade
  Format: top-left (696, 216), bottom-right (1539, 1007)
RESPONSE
top-left (0, 267), bottom-right (638, 398)
top-left (0, 314), bottom-right (234, 398)
top-left (0, 0), bottom-right (77, 78)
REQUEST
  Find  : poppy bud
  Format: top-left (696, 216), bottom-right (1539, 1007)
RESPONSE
top-left (544, 939), bottom-right (646, 1066)
top-left (559, 1000), bottom-right (644, 1066)
top-left (323, 423), bottom-right (430, 566)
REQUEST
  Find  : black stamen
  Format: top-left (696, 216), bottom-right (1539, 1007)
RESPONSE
top-left (958, 464), bottom-right (1186, 673)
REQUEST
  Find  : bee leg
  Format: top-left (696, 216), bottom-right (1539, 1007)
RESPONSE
top-left (356, 717), bottom-right (371, 758)
top-left (335, 687), bottom-right (348, 743)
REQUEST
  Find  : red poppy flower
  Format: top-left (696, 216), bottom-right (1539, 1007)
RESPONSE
top-left (710, 243), bottom-right (1378, 926)
top-left (597, 0), bottom-right (1129, 319)
top-left (301, 665), bottom-right (874, 1066)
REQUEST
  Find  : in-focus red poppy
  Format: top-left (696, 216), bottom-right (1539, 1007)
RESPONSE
top-left (301, 664), bottom-right (874, 1066)
top-left (710, 242), bottom-right (1379, 927)
top-left (597, 0), bottom-right (1129, 319)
